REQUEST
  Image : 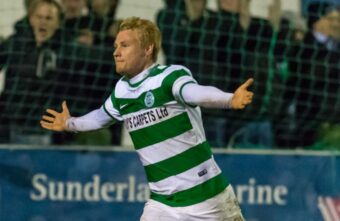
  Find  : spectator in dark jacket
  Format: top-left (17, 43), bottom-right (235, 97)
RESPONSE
top-left (214, 0), bottom-right (276, 148)
top-left (0, 0), bottom-right (106, 144)
top-left (278, 2), bottom-right (340, 148)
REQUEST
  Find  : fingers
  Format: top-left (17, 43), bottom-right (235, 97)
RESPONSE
top-left (40, 121), bottom-right (53, 130)
top-left (42, 115), bottom-right (55, 122)
top-left (234, 103), bottom-right (246, 110)
top-left (240, 78), bottom-right (254, 89)
top-left (247, 91), bottom-right (254, 99)
top-left (40, 120), bottom-right (63, 131)
top-left (62, 100), bottom-right (68, 112)
top-left (245, 92), bottom-right (254, 103)
top-left (46, 108), bottom-right (59, 116)
top-left (232, 90), bottom-right (254, 110)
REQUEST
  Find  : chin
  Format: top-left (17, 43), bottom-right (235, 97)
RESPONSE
top-left (115, 68), bottom-right (124, 75)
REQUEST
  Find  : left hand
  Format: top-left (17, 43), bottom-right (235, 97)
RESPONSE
top-left (230, 78), bottom-right (254, 109)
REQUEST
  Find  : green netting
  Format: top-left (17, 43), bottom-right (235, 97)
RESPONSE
top-left (0, 0), bottom-right (339, 149)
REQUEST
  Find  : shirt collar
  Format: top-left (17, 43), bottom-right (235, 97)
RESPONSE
top-left (127, 63), bottom-right (157, 86)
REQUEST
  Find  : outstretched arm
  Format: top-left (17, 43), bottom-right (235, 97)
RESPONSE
top-left (40, 101), bottom-right (114, 132)
top-left (180, 78), bottom-right (254, 109)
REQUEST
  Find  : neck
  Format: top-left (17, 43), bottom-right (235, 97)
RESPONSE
top-left (128, 63), bottom-right (157, 85)
top-left (125, 60), bottom-right (155, 79)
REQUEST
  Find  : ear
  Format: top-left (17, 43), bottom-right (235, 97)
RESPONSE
top-left (145, 44), bottom-right (154, 57)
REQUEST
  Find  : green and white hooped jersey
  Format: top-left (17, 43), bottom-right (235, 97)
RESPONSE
top-left (103, 64), bottom-right (228, 207)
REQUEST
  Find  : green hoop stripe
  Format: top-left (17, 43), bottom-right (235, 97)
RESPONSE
top-left (130, 112), bottom-right (192, 149)
top-left (150, 174), bottom-right (228, 207)
top-left (144, 141), bottom-right (211, 182)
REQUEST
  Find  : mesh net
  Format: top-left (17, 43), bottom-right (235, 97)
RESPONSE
top-left (0, 0), bottom-right (339, 148)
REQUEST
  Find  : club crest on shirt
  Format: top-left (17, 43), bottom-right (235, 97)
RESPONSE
top-left (144, 91), bottom-right (155, 107)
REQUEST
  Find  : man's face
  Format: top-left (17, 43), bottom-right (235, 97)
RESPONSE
top-left (91, 0), bottom-right (110, 16)
top-left (186, 0), bottom-right (206, 16)
top-left (29, 3), bottom-right (60, 45)
top-left (219, 0), bottom-right (240, 12)
top-left (316, 10), bottom-right (340, 38)
top-left (113, 29), bottom-right (152, 78)
top-left (326, 10), bottom-right (340, 39)
top-left (61, 0), bottom-right (85, 18)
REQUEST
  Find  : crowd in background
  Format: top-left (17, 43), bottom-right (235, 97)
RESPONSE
top-left (0, 0), bottom-right (122, 146)
top-left (0, 0), bottom-right (339, 150)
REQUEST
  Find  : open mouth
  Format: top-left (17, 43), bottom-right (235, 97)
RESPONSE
top-left (38, 27), bottom-right (48, 36)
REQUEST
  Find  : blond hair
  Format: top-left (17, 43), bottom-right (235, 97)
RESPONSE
top-left (119, 17), bottom-right (161, 62)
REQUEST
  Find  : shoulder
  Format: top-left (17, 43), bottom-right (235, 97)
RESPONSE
top-left (161, 64), bottom-right (193, 76)
top-left (153, 65), bottom-right (193, 85)
top-left (160, 65), bottom-right (195, 89)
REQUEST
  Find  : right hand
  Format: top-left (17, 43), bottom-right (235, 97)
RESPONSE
top-left (40, 101), bottom-right (71, 131)
top-left (231, 78), bottom-right (254, 109)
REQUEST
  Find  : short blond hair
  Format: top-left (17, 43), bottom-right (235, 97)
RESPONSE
top-left (119, 17), bottom-right (162, 62)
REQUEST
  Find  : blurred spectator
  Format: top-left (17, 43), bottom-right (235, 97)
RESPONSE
top-left (87, 0), bottom-right (121, 46)
top-left (157, 0), bottom-right (277, 148)
top-left (78, 0), bottom-right (122, 145)
top-left (156, 0), bottom-right (186, 65)
top-left (215, 0), bottom-right (276, 148)
top-left (277, 2), bottom-right (340, 148)
top-left (271, 11), bottom-right (307, 147)
top-left (60, 0), bottom-right (118, 108)
top-left (60, 0), bottom-right (93, 45)
top-left (216, 0), bottom-right (247, 91)
top-left (274, 10), bottom-right (307, 68)
top-left (157, 0), bottom-right (215, 70)
top-left (60, 0), bottom-right (122, 146)
top-left (61, 0), bottom-right (120, 47)
top-left (157, 0), bottom-right (225, 146)
top-left (0, 0), bottom-right (115, 145)
top-left (88, 0), bottom-right (119, 18)
top-left (62, 0), bottom-right (88, 19)
top-left (0, 0), bottom-right (65, 144)
top-left (201, 0), bottom-right (246, 147)
top-left (312, 5), bottom-right (340, 150)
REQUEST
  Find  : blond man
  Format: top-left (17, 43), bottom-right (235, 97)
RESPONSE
top-left (41, 17), bottom-right (253, 220)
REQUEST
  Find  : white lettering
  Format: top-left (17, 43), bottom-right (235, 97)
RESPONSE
top-left (236, 185), bottom-right (248, 204)
top-left (66, 182), bottom-right (82, 201)
top-left (30, 174), bottom-right (48, 200)
top-left (257, 185), bottom-right (272, 204)
top-left (235, 178), bottom-right (288, 206)
top-left (116, 183), bottom-right (128, 202)
top-left (29, 175), bottom-right (287, 206)
top-left (49, 182), bottom-right (64, 201)
top-left (136, 184), bottom-right (149, 202)
top-left (128, 176), bottom-right (136, 202)
top-left (274, 186), bottom-right (288, 205)
top-left (30, 174), bottom-right (150, 203)
top-left (101, 182), bottom-right (115, 202)
top-left (84, 175), bottom-right (100, 201)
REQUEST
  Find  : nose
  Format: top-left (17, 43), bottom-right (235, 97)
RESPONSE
top-left (113, 47), bottom-right (119, 59)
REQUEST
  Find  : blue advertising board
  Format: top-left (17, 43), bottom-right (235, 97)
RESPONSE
top-left (0, 147), bottom-right (339, 221)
